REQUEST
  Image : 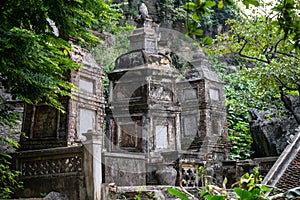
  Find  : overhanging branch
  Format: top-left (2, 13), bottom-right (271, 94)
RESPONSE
top-left (238, 40), bottom-right (270, 64)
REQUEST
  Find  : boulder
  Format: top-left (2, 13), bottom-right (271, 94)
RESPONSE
top-left (249, 96), bottom-right (300, 157)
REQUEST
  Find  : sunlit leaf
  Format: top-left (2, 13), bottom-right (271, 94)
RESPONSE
top-left (166, 187), bottom-right (189, 200)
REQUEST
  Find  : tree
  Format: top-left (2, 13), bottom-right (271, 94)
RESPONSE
top-left (184, 0), bottom-right (300, 51)
top-left (0, 0), bottom-right (122, 108)
top-left (213, 2), bottom-right (300, 124)
top-left (183, 0), bottom-right (299, 159)
top-left (0, 0), bottom-right (122, 197)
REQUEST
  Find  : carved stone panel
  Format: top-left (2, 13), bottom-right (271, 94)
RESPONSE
top-left (209, 88), bottom-right (220, 101)
top-left (79, 108), bottom-right (96, 141)
top-left (112, 117), bottom-right (143, 152)
top-left (79, 76), bottom-right (95, 94)
top-left (183, 116), bottom-right (198, 137)
top-left (183, 88), bottom-right (198, 102)
top-left (21, 155), bottom-right (82, 176)
top-left (32, 106), bottom-right (58, 138)
top-left (120, 124), bottom-right (136, 148)
top-left (149, 83), bottom-right (173, 102)
top-left (211, 112), bottom-right (224, 136)
top-left (115, 51), bottom-right (145, 69)
top-left (155, 125), bottom-right (168, 149)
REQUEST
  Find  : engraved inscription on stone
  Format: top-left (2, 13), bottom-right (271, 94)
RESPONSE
top-left (33, 106), bottom-right (58, 138)
top-left (155, 125), bottom-right (168, 149)
top-left (209, 88), bottom-right (220, 101)
top-left (79, 77), bottom-right (94, 94)
top-left (116, 51), bottom-right (145, 69)
top-left (183, 116), bottom-right (198, 137)
top-left (183, 88), bottom-right (198, 101)
top-left (79, 108), bottom-right (96, 141)
top-left (150, 84), bottom-right (172, 101)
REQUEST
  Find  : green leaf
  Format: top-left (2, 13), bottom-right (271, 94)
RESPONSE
top-left (205, 1), bottom-right (217, 8)
top-left (194, 29), bottom-right (204, 36)
top-left (234, 188), bottom-right (253, 200)
top-left (184, 2), bottom-right (198, 10)
top-left (260, 185), bottom-right (271, 192)
top-left (223, 177), bottom-right (228, 189)
top-left (249, 0), bottom-right (259, 7)
top-left (166, 187), bottom-right (189, 200)
top-left (218, 0), bottom-right (224, 9)
top-left (192, 11), bottom-right (201, 21)
top-left (202, 36), bottom-right (213, 45)
top-left (223, 0), bottom-right (234, 6)
top-left (242, 0), bottom-right (259, 8)
top-left (211, 196), bottom-right (225, 200)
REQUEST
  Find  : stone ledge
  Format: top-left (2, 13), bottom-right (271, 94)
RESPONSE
top-left (103, 151), bottom-right (146, 160)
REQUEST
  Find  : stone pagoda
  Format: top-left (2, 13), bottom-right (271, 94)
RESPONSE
top-left (104, 12), bottom-right (229, 187)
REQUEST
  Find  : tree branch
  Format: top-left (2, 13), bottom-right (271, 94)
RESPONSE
top-left (273, 38), bottom-right (300, 60)
top-left (238, 40), bottom-right (271, 63)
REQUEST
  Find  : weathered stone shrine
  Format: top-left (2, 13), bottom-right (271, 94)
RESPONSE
top-left (20, 45), bottom-right (105, 149)
top-left (104, 17), bottom-right (229, 187)
top-left (13, 46), bottom-right (105, 199)
top-left (11, 11), bottom-right (229, 200)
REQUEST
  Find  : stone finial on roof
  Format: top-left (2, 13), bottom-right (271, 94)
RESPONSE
top-left (134, 3), bottom-right (152, 28)
top-left (139, 3), bottom-right (149, 19)
top-left (129, 3), bottom-right (157, 54)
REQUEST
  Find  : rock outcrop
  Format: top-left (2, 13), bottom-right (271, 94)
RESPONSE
top-left (249, 95), bottom-right (300, 157)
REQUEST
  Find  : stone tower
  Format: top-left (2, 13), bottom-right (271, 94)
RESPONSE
top-left (104, 12), bottom-right (228, 186)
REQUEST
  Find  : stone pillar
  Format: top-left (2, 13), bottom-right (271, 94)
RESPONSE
top-left (83, 130), bottom-right (102, 200)
top-left (175, 112), bottom-right (181, 151)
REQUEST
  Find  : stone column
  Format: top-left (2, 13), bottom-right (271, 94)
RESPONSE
top-left (83, 130), bottom-right (102, 200)
top-left (175, 112), bottom-right (181, 151)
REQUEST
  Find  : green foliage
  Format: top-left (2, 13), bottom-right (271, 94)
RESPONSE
top-left (273, 0), bottom-right (300, 50)
top-left (184, 0), bottom-right (219, 38)
top-left (0, 28), bottom-right (78, 109)
top-left (213, 3), bottom-right (300, 124)
top-left (182, 0), bottom-right (300, 158)
top-left (0, 0), bottom-right (123, 197)
top-left (0, 101), bottom-right (23, 198)
top-left (92, 29), bottom-right (132, 96)
top-left (0, 154), bottom-right (22, 199)
top-left (0, 0), bottom-right (122, 109)
top-left (40, 192), bottom-right (48, 197)
top-left (157, 0), bottom-right (188, 23)
top-left (225, 70), bottom-right (256, 160)
top-left (183, 0), bottom-right (240, 44)
top-left (204, 0), bottom-right (300, 158)
top-left (167, 168), bottom-right (272, 200)
top-left (234, 168), bottom-right (270, 200)
top-left (167, 187), bottom-right (190, 200)
top-left (199, 1), bottom-right (239, 36)
top-left (184, 0), bottom-right (300, 51)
